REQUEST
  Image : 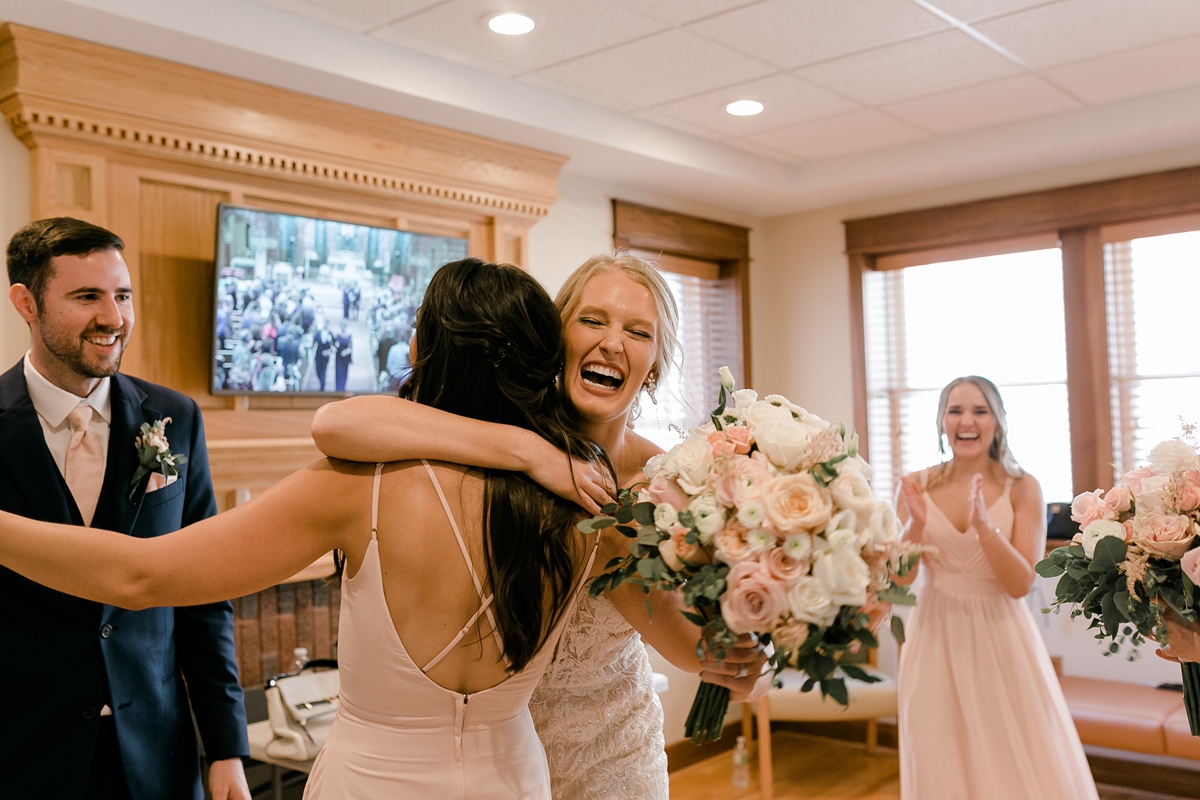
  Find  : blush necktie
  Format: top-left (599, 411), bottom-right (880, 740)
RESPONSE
top-left (65, 404), bottom-right (105, 526)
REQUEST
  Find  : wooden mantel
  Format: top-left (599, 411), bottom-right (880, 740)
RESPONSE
top-left (0, 23), bottom-right (569, 683)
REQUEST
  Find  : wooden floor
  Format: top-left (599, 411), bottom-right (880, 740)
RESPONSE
top-left (668, 732), bottom-right (1191, 800)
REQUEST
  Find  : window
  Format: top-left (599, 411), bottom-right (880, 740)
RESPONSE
top-left (635, 269), bottom-right (745, 450)
top-left (862, 248), bottom-right (1073, 503)
top-left (1106, 228), bottom-right (1200, 473)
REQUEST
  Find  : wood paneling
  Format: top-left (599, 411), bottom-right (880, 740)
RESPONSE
top-left (1061, 226), bottom-right (1115, 495)
top-left (848, 254), bottom-right (871, 461)
top-left (845, 165), bottom-right (1200, 257)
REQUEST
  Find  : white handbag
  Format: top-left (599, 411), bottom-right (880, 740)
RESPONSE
top-left (264, 660), bottom-right (339, 761)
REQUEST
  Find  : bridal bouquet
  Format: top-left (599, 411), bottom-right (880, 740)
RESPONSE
top-left (1036, 437), bottom-right (1200, 735)
top-left (580, 368), bottom-right (922, 743)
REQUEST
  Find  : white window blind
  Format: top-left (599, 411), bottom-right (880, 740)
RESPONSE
top-left (1106, 229), bottom-right (1200, 473)
top-left (862, 248), bottom-right (1073, 503)
top-left (635, 270), bottom-right (744, 451)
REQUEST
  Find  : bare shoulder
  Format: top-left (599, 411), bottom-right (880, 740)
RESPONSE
top-left (1010, 472), bottom-right (1044, 506)
top-left (619, 430), bottom-right (665, 485)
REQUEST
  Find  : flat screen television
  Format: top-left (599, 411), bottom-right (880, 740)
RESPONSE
top-left (211, 204), bottom-right (469, 395)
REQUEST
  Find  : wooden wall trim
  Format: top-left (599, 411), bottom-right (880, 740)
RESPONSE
top-left (0, 23), bottom-right (565, 219)
top-left (845, 164), bottom-right (1200, 257)
top-left (847, 254), bottom-right (871, 462)
top-left (1060, 226), bottom-right (1115, 495)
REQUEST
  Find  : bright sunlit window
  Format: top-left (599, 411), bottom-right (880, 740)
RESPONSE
top-left (635, 271), bottom-right (744, 452)
top-left (862, 248), bottom-right (1073, 503)
top-left (1106, 229), bottom-right (1200, 473)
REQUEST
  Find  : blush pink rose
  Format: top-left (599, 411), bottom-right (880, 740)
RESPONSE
top-left (714, 521), bottom-right (758, 565)
top-left (658, 524), bottom-right (711, 572)
top-left (715, 456), bottom-right (772, 508)
top-left (763, 547), bottom-right (808, 584)
top-left (725, 426), bottom-right (753, 455)
top-left (1104, 485), bottom-right (1134, 515)
top-left (772, 621), bottom-right (809, 653)
top-left (1119, 466), bottom-right (1156, 494)
top-left (1181, 484), bottom-right (1200, 512)
top-left (720, 560), bottom-right (789, 635)
top-left (707, 430), bottom-right (737, 459)
top-left (1072, 489), bottom-right (1116, 528)
top-left (647, 475), bottom-right (689, 511)
top-left (1182, 547), bottom-right (1200, 584)
top-left (762, 473), bottom-right (833, 534)
top-left (1132, 512), bottom-right (1196, 559)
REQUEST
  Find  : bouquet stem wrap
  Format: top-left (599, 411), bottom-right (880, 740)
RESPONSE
top-left (1185, 662), bottom-right (1200, 736)
top-left (684, 681), bottom-right (731, 744)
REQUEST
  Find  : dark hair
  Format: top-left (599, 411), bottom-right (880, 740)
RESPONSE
top-left (6, 217), bottom-right (125, 306)
top-left (400, 258), bottom-right (610, 673)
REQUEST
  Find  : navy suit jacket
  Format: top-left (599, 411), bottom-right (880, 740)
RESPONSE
top-left (0, 362), bottom-right (248, 800)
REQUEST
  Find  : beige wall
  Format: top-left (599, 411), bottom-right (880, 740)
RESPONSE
top-left (0, 126), bottom-right (30, 368)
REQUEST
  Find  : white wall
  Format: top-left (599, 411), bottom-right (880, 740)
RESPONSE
top-left (755, 143), bottom-right (1200, 687)
top-left (0, 126), bottom-right (31, 367)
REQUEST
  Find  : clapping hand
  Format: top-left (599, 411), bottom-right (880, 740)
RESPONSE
top-left (699, 634), bottom-right (771, 703)
top-left (897, 476), bottom-right (927, 542)
top-left (967, 473), bottom-right (992, 537)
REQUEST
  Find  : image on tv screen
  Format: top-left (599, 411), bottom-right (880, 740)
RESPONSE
top-left (212, 204), bottom-right (469, 395)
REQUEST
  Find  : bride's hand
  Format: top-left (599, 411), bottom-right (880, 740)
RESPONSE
top-left (523, 440), bottom-right (615, 515)
top-left (1156, 616), bottom-right (1200, 664)
top-left (699, 634), bottom-right (770, 702)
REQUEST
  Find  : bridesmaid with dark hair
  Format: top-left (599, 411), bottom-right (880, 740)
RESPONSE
top-left (896, 375), bottom-right (1098, 800)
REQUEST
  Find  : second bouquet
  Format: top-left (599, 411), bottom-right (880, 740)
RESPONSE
top-left (579, 368), bottom-right (922, 743)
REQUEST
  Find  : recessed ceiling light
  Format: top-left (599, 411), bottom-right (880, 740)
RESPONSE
top-left (488, 13), bottom-right (535, 35)
top-left (726, 100), bottom-right (764, 117)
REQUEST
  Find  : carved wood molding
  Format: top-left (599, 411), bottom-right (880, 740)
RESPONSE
top-left (0, 24), bottom-right (566, 219)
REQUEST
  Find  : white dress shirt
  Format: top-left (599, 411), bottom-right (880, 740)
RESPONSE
top-left (23, 352), bottom-right (112, 477)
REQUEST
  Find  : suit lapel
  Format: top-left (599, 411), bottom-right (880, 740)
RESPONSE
top-left (0, 362), bottom-right (79, 524)
top-left (92, 373), bottom-right (152, 536)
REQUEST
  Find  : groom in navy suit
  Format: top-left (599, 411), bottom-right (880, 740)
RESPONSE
top-left (0, 218), bottom-right (249, 799)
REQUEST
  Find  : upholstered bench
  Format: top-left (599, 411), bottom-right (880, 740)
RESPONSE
top-left (1059, 675), bottom-right (1200, 761)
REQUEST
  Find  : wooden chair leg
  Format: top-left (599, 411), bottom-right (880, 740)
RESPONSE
top-left (866, 718), bottom-right (878, 755)
top-left (755, 696), bottom-right (773, 800)
top-left (742, 702), bottom-right (755, 741)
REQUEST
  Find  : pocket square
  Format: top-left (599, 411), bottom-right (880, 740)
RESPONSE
top-left (146, 472), bottom-right (179, 493)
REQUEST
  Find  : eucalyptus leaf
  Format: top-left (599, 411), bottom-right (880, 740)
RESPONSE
top-left (1089, 536), bottom-right (1127, 573)
top-left (890, 615), bottom-right (906, 645)
top-left (632, 502), bottom-right (656, 526)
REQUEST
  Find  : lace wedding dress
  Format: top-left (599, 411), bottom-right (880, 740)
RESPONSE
top-left (529, 592), bottom-right (669, 800)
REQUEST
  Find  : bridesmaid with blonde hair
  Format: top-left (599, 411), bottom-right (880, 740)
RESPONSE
top-left (896, 375), bottom-right (1097, 800)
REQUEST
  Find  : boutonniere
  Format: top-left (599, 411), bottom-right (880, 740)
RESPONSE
top-left (129, 417), bottom-right (188, 500)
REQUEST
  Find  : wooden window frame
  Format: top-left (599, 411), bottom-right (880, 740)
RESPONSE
top-left (845, 164), bottom-right (1200, 495)
top-left (612, 199), bottom-right (753, 387)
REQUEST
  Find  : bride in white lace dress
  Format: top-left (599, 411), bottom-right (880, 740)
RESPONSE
top-left (314, 253), bottom-right (769, 799)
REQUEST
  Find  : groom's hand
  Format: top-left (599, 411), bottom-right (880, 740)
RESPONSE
top-left (208, 758), bottom-right (251, 800)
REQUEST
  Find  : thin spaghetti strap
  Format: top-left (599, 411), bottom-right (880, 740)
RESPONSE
top-left (370, 463), bottom-right (383, 541)
top-left (420, 460), bottom-right (509, 664)
top-left (421, 595), bottom-right (497, 673)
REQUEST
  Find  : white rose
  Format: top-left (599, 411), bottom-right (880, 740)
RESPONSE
top-left (1136, 474), bottom-right (1171, 512)
top-left (824, 509), bottom-right (858, 538)
top-left (674, 435), bottom-right (714, 495)
top-left (867, 503), bottom-right (901, 545)
top-left (733, 389), bottom-right (759, 411)
top-left (1081, 519), bottom-right (1127, 559)
top-left (755, 420), bottom-right (811, 471)
top-left (787, 576), bottom-right (838, 627)
top-left (829, 470), bottom-right (877, 517)
top-left (745, 400), bottom-right (793, 430)
top-left (1149, 439), bottom-right (1197, 473)
top-left (736, 499), bottom-right (767, 529)
top-left (783, 533), bottom-right (813, 561)
top-left (837, 455), bottom-right (874, 482)
top-left (643, 453), bottom-right (667, 481)
top-left (826, 528), bottom-right (856, 550)
top-left (812, 547), bottom-right (870, 607)
top-left (689, 494), bottom-right (726, 543)
top-left (654, 503), bottom-right (679, 530)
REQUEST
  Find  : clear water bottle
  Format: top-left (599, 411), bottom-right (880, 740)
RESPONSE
top-left (731, 735), bottom-right (750, 787)
top-left (293, 647), bottom-right (309, 673)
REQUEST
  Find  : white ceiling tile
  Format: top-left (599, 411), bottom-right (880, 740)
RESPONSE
top-left (610, 0), bottom-right (760, 26)
top-left (631, 109), bottom-right (728, 140)
top-left (372, 0), bottom-right (667, 75)
top-left (746, 109), bottom-right (930, 159)
top-left (882, 73), bottom-right (1079, 134)
top-left (1043, 33), bottom-right (1200, 105)
top-left (797, 29), bottom-right (1023, 106)
top-left (927, 0), bottom-right (1064, 22)
top-left (685, 0), bottom-right (948, 70)
top-left (974, 0), bottom-right (1200, 70)
top-left (721, 137), bottom-right (808, 164)
top-left (517, 72), bottom-right (640, 113)
top-left (257, 0), bottom-right (442, 29)
top-left (533, 29), bottom-right (776, 109)
top-left (647, 73), bottom-right (860, 137)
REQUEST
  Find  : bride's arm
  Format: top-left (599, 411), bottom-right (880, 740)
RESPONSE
top-left (312, 396), bottom-right (612, 513)
top-left (0, 459), bottom-right (361, 610)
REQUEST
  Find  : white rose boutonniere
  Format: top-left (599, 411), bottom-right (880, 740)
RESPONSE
top-left (130, 418), bottom-right (188, 500)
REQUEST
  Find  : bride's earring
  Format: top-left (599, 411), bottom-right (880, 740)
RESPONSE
top-left (644, 372), bottom-right (658, 405)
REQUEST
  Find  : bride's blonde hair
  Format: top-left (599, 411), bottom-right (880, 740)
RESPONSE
top-left (555, 252), bottom-right (682, 409)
